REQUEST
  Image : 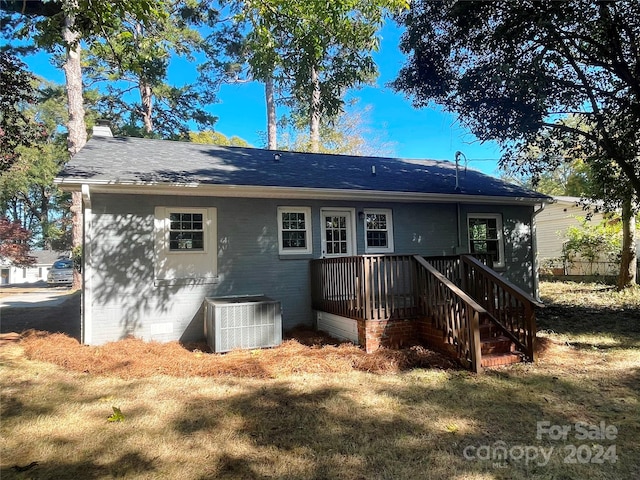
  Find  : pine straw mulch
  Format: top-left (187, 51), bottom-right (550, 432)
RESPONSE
top-left (17, 328), bottom-right (459, 380)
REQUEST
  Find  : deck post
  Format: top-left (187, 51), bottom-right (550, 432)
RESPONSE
top-left (525, 303), bottom-right (537, 362)
top-left (363, 256), bottom-right (371, 321)
top-left (469, 311), bottom-right (482, 373)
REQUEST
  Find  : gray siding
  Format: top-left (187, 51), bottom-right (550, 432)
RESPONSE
top-left (86, 194), bottom-right (535, 345)
top-left (459, 203), bottom-right (535, 292)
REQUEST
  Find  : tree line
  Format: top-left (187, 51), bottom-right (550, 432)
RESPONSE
top-left (1, 0), bottom-right (639, 288)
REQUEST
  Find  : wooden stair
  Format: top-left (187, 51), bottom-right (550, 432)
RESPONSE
top-left (479, 319), bottom-right (523, 368)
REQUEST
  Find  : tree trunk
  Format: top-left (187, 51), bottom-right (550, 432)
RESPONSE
top-left (265, 77), bottom-right (277, 150)
top-left (39, 185), bottom-right (51, 250)
top-left (133, 23), bottom-right (154, 135)
top-left (617, 195), bottom-right (637, 289)
top-left (62, 6), bottom-right (87, 290)
top-left (309, 65), bottom-right (321, 153)
top-left (140, 79), bottom-right (154, 134)
top-left (62, 14), bottom-right (87, 155)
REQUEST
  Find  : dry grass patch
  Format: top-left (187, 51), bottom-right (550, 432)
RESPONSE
top-left (539, 281), bottom-right (640, 309)
top-left (538, 281), bottom-right (640, 351)
top-left (2, 281), bottom-right (639, 479)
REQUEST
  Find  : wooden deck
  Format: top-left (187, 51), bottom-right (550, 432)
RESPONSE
top-left (310, 254), bottom-right (542, 373)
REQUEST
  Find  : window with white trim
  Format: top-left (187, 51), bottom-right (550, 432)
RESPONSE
top-left (154, 207), bottom-right (217, 283)
top-left (278, 206), bottom-right (312, 255)
top-left (468, 213), bottom-right (504, 267)
top-left (364, 209), bottom-right (394, 253)
top-left (169, 212), bottom-right (204, 251)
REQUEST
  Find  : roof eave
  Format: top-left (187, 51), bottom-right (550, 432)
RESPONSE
top-left (54, 178), bottom-right (551, 205)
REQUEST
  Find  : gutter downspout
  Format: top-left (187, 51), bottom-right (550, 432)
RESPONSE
top-left (81, 184), bottom-right (92, 344)
top-left (532, 201), bottom-right (548, 301)
top-left (456, 202), bottom-right (462, 254)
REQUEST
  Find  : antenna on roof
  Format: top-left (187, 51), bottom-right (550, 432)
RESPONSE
top-left (454, 151), bottom-right (467, 191)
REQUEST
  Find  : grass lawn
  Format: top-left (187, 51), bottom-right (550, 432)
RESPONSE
top-left (1, 281), bottom-right (639, 479)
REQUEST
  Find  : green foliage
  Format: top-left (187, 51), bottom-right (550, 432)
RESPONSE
top-left (83, 0), bottom-right (218, 139)
top-left (0, 79), bottom-right (73, 250)
top-left (107, 406), bottom-right (125, 422)
top-left (188, 130), bottom-right (249, 147)
top-left (497, 111), bottom-right (636, 286)
top-left (393, 1), bottom-right (640, 199)
top-left (1, 0), bottom-right (207, 139)
top-left (206, 0), bottom-right (407, 142)
top-left (502, 155), bottom-right (595, 199)
top-left (0, 52), bottom-right (45, 172)
top-left (262, 0), bottom-right (407, 116)
top-left (563, 217), bottom-right (622, 267)
top-left (277, 103), bottom-right (394, 156)
top-left (72, 245), bottom-right (82, 271)
top-left (1, 0), bottom-right (170, 51)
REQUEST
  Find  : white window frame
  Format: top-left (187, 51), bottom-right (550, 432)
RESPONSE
top-left (167, 211), bottom-right (206, 252)
top-left (277, 206), bottom-right (312, 255)
top-left (467, 213), bottom-right (505, 268)
top-left (320, 208), bottom-right (357, 257)
top-left (154, 206), bottom-right (218, 283)
top-left (363, 208), bottom-right (394, 254)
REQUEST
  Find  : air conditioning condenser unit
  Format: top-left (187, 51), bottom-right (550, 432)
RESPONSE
top-left (204, 295), bottom-right (282, 353)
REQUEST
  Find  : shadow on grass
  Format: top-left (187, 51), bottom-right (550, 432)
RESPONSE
top-left (2, 452), bottom-right (158, 479)
top-left (3, 281), bottom-right (639, 479)
top-left (164, 369), bottom-right (639, 479)
top-left (537, 302), bottom-right (640, 349)
top-left (2, 364), bottom-right (639, 479)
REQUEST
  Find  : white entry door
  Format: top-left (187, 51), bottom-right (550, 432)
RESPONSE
top-left (321, 209), bottom-right (356, 257)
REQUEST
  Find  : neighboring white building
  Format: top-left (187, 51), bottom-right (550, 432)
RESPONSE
top-left (0, 250), bottom-right (69, 285)
top-left (536, 196), bottom-right (623, 276)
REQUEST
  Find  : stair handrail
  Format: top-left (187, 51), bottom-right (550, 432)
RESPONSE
top-left (461, 255), bottom-right (544, 307)
top-left (414, 255), bottom-right (486, 373)
top-left (460, 254), bottom-right (543, 361)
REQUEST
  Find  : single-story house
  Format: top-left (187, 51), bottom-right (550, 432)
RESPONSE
top-left (56, 130), bottom-right (549, 371)
top-left (537, 196), bottom-right (629, 277)
top-left (0, 250), bottom-right (69, 285)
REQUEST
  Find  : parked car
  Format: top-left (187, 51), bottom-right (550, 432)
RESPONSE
top-left (47, 259), bottom-right (74, 286)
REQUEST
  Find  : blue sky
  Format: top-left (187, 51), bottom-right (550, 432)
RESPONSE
top-left (15, 22), bottom-right (504, 176)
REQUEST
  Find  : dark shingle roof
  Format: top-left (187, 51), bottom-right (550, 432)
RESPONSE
top-left (32, 250), bottom-right (70, 265)
top-left (56, 136), bottom-right (548, 200)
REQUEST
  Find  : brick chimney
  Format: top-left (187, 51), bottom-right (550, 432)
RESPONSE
top-left (92, 119), bottom-right (113, 137)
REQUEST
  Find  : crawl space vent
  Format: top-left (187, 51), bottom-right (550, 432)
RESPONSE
top-left (204, 295), bottom-right (282, 353)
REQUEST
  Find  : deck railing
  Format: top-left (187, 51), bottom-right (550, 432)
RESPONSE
top-left (459, 255), bottom-right (542, 361)
top-left (424, 254), bottom-right (494, 286)
top-left (310, 255), bottom-right (418, 321)
top-left (413, 256), bottom-right (485, 372)
top-left (310, 253), bottom-right (540, 371)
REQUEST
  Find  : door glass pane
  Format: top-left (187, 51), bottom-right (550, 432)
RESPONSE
top-left (324, 214), bottom-right (349, 255)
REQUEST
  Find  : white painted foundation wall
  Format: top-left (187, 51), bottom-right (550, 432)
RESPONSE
top-left (315, 311), bottom-right (359, 344)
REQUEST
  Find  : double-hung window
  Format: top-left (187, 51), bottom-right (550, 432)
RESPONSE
top-left (468, 214), bottom-right (504, 267)
top-left (154, 207), bottom-right (217, 284)
top-left (278, 207), bottom-right (312, 255)
top-left (364, 209), bottom-right (394, 254)
top-left (169, 212), bottom-right (204, 251)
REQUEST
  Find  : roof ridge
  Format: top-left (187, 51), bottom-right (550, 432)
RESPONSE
top-left (58, 136), bottom-right (550, 202)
